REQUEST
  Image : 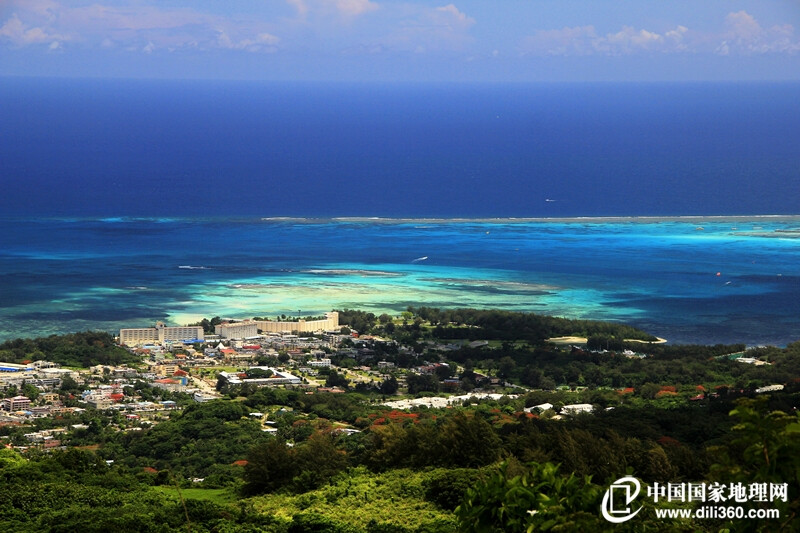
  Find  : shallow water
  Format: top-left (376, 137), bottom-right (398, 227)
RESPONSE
top-left (0, 216), bottom-right (797, 346)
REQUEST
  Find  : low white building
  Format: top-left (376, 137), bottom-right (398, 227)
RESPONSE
top-left (755, 384), bottom-right (784, 394)
top-left (219, 367), bottom-right (301, 387)
top-left (525, 402), bottom-right (554, 412)
top-left (561, 403), bottom-right (594, 415)
top-left (193, 392), bottom-right (219, 403)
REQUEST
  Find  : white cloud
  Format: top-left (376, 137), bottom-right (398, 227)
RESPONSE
top-left (217, 31), bottom-right (280, 52)
top-left (521, 24), bottom-right (686, 56)
top-left (385, 3), bottom-right (475, 52)
top-left (1, 2), bottom-right (282, 54)
top-left (716, 10), bottom-right (800, 55)
top-left (594, 26), bottom-right (668, 55)
top-left (520, 26), bottom-right (597, 56)
top-left (522, 12), bottom-right (799, 57)
top-left (435, 4), bottom-right (473, 28)
top-left (0, 13), bottom-right (69, 46)
top-left (332, 0), bottom-right (378, 17)
top-left (725, 10), bottom-right (762, 41)
top-left (287, 0), bottom-right (309, 17)
top-left (286, 0), bottom-right (377, 18)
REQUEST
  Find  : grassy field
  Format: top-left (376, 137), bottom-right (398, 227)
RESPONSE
top-left (153, 486), bottom-right (238, 505)
top-left (151, 468), bottom-right (456, 531)
top-left (250, 467), bottom-right (456, 531)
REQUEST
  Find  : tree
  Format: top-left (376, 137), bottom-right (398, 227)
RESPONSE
top-left (243, 438), bottom-right (297, 495)
top-left (455, 462), bottom-right (606, 532)
top-left (292, 432), bottom-right (348, 491)
top-left (379, 376), bottom-right (398, 395)
top-left (325, 371), bottom-right (349, 389)
top-left (497, 356), bottom-right (516, 380)
top-left (708, 398), bottom-right (800, 530)
top-left (246, 368), bottom-right (273, 379)
top-left (439, 413), bottom-right (501, 468)
top-left (406, 374), bottom-right (438, 394)
top-left (21, 383), bottom-right (40, 401)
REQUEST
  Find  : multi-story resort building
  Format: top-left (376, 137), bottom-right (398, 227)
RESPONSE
top-left (119, 322), bottom-right (205, 347)
top-left (214, 320), bottom-right (259, 340)
top-left (120, 312), bottom-right (340, 345)
top-left (255, 311), bottom-right (339, 333)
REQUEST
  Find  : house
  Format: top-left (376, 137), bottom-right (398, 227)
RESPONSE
top-left (85, 395), bottom-right (112, 410)
top-left (3, 396), bottom-right (31, 411)
top-left (442, 379), bottom-right (460, 390)
top-left (152, 378), bottom-right (185, 392)
top-left (41, 393), bottom-right (60, 404)
top-left (193, 392), bottom-right (219, 403)
top-left (155, 363), bottom-right (180, 377)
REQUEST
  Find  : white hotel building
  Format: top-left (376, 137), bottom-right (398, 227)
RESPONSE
top-left (214, 321), bottom-right (260, 340)
top-left (119, 322), bottom-right (205, 347)
top-left (255, 312), bottom-right (339, 334)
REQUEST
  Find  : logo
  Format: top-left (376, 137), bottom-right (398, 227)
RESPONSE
top-left (602, 476), bottom-right (643, 523)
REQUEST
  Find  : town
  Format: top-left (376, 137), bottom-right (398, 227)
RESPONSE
top-left (0, 310), bottom-right (544, 452)
top-left (0, 309), bottom-right (789, 456)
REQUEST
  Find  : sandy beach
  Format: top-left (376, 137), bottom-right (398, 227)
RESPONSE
top-left (547, 336), bottom-right (668, 344)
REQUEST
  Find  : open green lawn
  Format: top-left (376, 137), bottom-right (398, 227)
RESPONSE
top-left (153, 486), bottom-right (238, 505)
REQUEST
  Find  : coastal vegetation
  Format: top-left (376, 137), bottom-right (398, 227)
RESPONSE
top-left (0, 331), bottom-right (138, 367)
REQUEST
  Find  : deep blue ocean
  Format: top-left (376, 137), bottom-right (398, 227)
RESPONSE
top-left (0, 79), bottom-right (798, 345)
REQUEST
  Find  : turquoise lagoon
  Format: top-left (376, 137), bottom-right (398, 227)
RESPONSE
top-left (0, 216), bottom-right (798, 346)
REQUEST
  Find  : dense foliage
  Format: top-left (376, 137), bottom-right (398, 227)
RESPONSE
top-left (2, 397), bottom-right (797, 532)
top-left (410, 307), bottom-right (657, 342)
top-left (0, 331), bottom-right (139, 367)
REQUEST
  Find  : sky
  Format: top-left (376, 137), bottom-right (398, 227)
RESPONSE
top-left (1, 0), bottom-right (799, 81)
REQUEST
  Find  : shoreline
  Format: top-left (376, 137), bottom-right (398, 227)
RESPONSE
top-left (548, 336), bottom-right (669, 345)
